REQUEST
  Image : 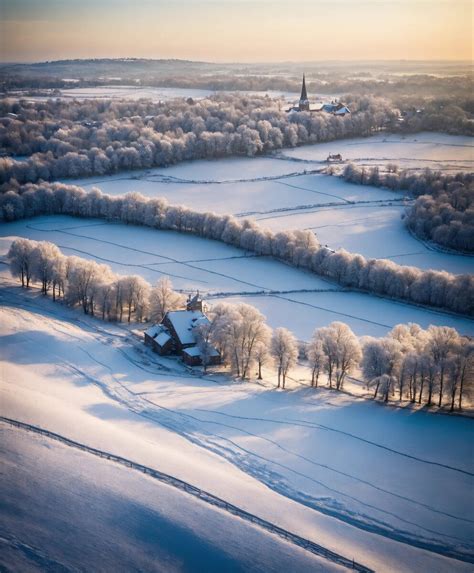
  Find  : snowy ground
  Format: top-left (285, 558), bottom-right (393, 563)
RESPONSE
top-left (1, 425), bottom-right (342, 573)
top-left (8, 85), bottom-right (298, 102)
top-left (278, 132), bottom-right (474, 172)
top-left (66, 132), bottom-right (474, 275)
top-left (2, 131), bottom-right (473, 572)
top-left (1, 288), bottom-right (473, 572)
top-left (1, 216), bottom-right (473, 339)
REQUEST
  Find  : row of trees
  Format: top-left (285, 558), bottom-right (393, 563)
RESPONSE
top-left (0, 94), bottom-right (398, 184)
top-left (1, 183), bottom-right (472, 315)
top-left (8, 238), bottom-right (472, 410)
top-left (342, 163), bottom-right (473, 198)
top-left (341, 165), bottom-right (474, 253)
top-left (361, 323), bottom-right (473, 411)
top-left (7, 238), bottom-right (182, 322)
top-left (3, 181), bottom-right (474, 315)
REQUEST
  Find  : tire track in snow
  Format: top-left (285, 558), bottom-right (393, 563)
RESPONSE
top-left (2, 298), bottom-right (473, 560)
top-left (0, 417), bottom-right (374, 573)
top-left (275, 180), bottom-right (351, 203)
top-left (50, 341), bottom-right (474, 547)
top-left (38, 356), bottom-right (474, 559)
top-left (26, 225), bottom-right (271, 293)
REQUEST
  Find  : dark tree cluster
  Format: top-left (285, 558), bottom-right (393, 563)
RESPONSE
top-left (1, 182), bottom-right (472, 316)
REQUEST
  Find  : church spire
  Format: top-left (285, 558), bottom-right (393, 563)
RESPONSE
top-left (299, 74), bottom-right (309, 111)
top-left (300, 74), bottom-right (308, 102)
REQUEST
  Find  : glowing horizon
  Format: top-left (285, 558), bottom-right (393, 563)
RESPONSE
top-left (0, 0), bottom-right (472, 63)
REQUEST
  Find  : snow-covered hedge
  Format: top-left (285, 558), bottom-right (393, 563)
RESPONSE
top-left (1, 181), bottom-right (472, 316)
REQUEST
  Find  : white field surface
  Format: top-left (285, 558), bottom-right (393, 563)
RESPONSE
top-left (1, 426), bottom-right (340, 573)
top-left (66, 132), bottom-right (474, 275)
top-left (1, 288), bottom-right (473, 572)
top-left (279, 132), bottom-right (474, 172)
top-left (11, 85), bottom-right (298, 102)
top-left (1, 216), bottom-right (473, 339)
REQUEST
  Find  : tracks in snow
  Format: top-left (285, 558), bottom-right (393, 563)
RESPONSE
top-left (0, 416), bottom-right (373, 573)
top-left (1, 297), bottom-right (473, 562)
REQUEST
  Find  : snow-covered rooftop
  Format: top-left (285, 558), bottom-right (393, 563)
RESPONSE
top-left (166, 310), bottom-right (210, 346)
top-left (155, 331), bottom-right (172, 346)
top-left (183, 345), bottom-right (219, 358)
top-left (145, 324), bottom-right (172, 346)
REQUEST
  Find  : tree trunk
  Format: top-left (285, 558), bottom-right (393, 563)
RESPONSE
top-left (418, 375), bottom-right (424, 404)
top-left (21, 269), bottom-right (24, 287)
top-left (277, 366), bottom-right (281, 388)
top-left (450, 385), bottom-right (456, 412)
top-left (374, 379), bottom-right (380, 399)
top-left (427, 379), bottom-right (433, 407)
top-left (258, 362), bottom-right (262, 380)
top-left (458, 365), bottom-right (467, 410)
top-left (438, 369), bottom-right (444, 408)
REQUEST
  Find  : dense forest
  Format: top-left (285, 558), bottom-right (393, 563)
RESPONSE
top-left (0, 94), bottom-right (397, 184)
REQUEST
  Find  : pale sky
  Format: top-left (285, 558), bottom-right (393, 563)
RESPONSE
top-left (0, 0), bottom-right (472, 63)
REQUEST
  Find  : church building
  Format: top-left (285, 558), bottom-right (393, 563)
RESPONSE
top-left (287, 75), bottom-right (351, 116)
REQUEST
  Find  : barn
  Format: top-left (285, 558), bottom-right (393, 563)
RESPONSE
top-left (143, 293), bottom-right (221, 367)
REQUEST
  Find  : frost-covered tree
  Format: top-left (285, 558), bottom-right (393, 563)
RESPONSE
top-left (150, 277), bottom-right (184, 322)
top-left (271, 327), bottom-right (298, 389)
top-left (306, 335), bottom-right (325, 387)
top-left (361, 337), bottom-right (402, 399)
top-left (427, 325), bottom-right (459, 407)
top-left (32, 241), bottom-right (62, 295)
top-left (7, 238), bottom-right (36, 287)
top-left (254, 337), bottom-right (272, 380)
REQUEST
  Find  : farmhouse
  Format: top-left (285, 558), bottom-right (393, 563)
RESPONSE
top-left (144, 293), bottom-right (221, 367)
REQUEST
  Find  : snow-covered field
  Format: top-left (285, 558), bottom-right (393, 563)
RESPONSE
top-left (2, 131), bottom-right (473, 572)
top-left (279, 132), bottom-right (474, 172)
top-left (9, 85), bottom-right (298, 102)
top-left (66, 132), bottom-right (474, 275)
top-left (1, 290), bottom-right (473, 572)
top-left (1, 216), bottom-right (473, 339)
top-left (2, 426), bottom-right (340, 573)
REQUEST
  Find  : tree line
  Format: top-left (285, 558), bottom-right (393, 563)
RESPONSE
top-left (7, 238), bottom-right (473, 411)
top-left (1, 182), bottom-right (472, 316)
top-left (0, 94), bottom-right (398, 185)
top-left (341, 164), bottom-right (474, 253)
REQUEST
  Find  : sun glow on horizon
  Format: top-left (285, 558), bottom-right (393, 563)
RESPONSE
top-left (0, 0), bottom-right (472, 63)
